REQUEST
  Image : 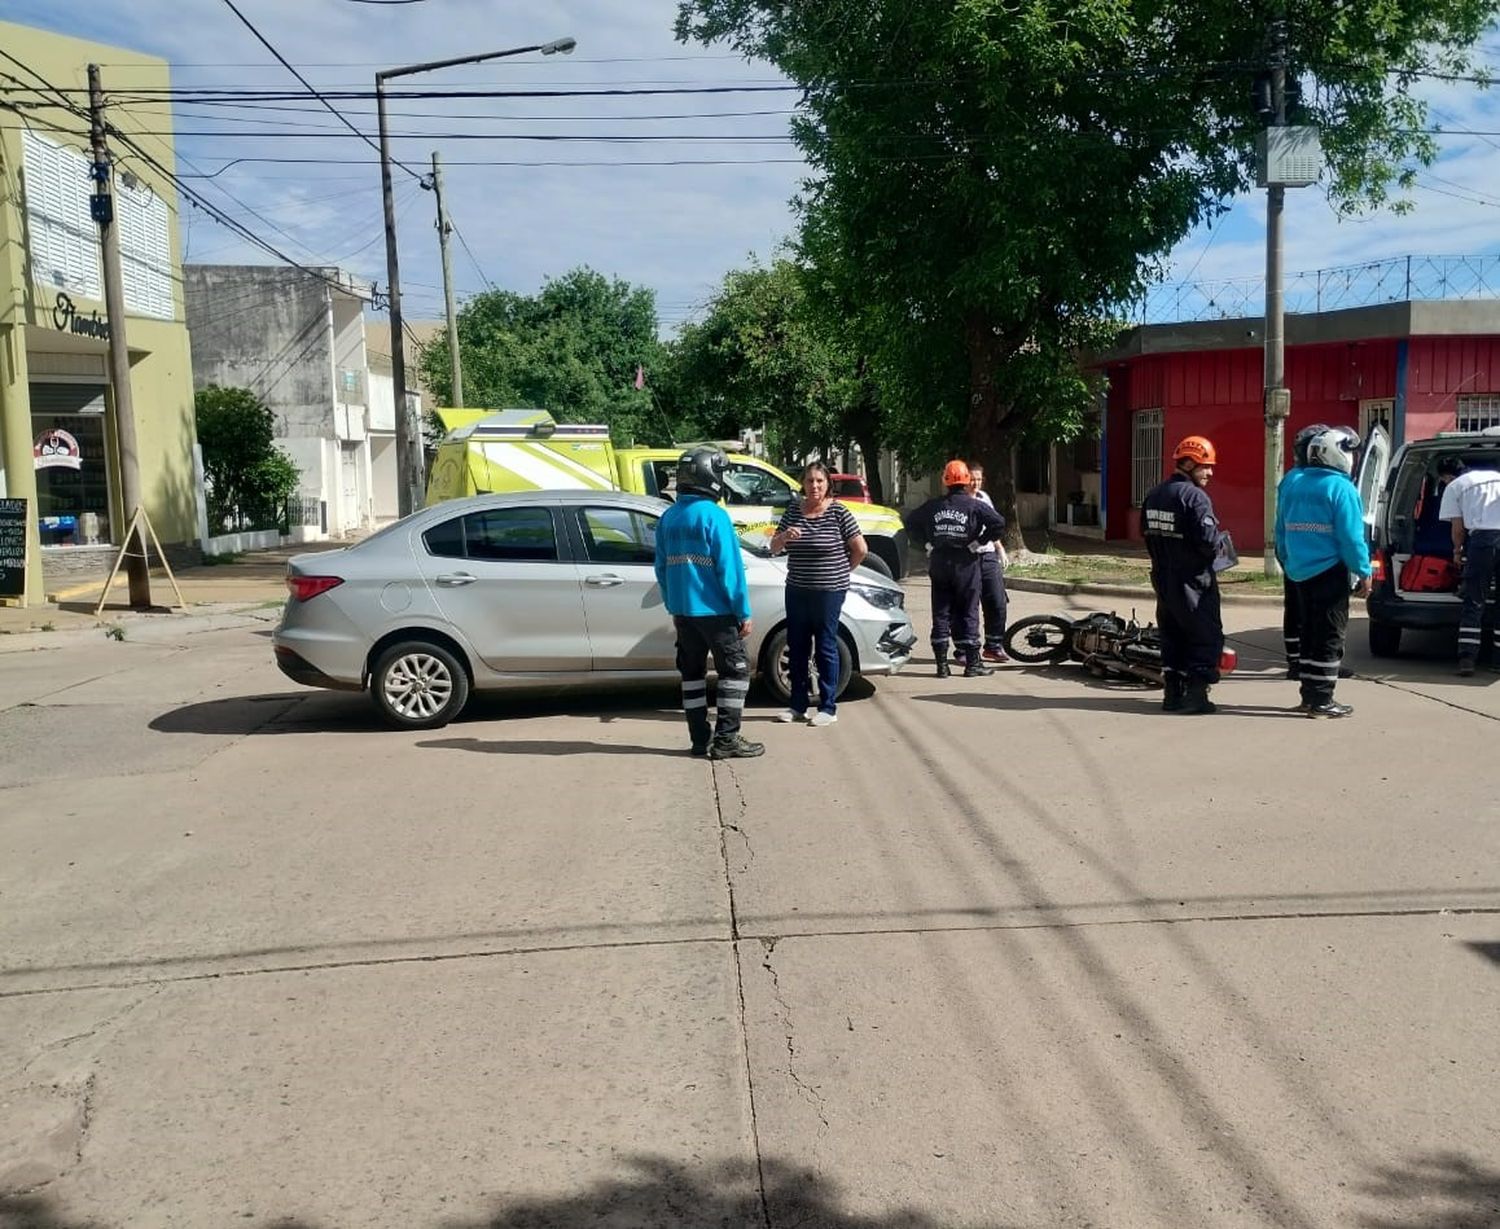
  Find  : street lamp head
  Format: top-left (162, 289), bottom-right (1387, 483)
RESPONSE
top-left (540, 37), bottom-right (577, 55)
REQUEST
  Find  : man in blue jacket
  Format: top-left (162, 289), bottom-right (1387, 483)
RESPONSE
top-left (654, 446), bottom-right (764, 759)
top-left (1274, 426), bottom-right (1372, 718)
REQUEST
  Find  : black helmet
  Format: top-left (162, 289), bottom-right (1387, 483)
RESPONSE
top-left (676, 446), bottom-right (729, 499)
top-left (1292, 422), bottom-right (1330, 467)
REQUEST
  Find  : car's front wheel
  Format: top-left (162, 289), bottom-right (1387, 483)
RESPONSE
top-left (370, 640), bottom-right (471, 729)
top-left (760, 625), bottom-right (853, 706)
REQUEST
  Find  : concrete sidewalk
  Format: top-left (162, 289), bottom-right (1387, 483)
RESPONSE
top-left (0, 543), bottom-right (339, 639)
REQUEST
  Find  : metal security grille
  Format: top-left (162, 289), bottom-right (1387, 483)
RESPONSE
top-left (1131, 408), bottom-right (1163, 506)
top-left (1456, 394), bottom-right (1500, 433)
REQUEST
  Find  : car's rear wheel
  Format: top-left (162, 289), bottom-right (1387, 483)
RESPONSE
top-left (1368, 619), bottom-right (1402, 658)
top-left (859, 552), bottom-right (894, 579)
top-left (760, 626), bottom-right (853, 706)
top-left (371, 640), bottom-right (470, 729)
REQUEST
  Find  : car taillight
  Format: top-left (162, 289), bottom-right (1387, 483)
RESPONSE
top-left (287, 575), bottom-right (344, 602)
top-left (1370, 553), bottom-right (1387, 583)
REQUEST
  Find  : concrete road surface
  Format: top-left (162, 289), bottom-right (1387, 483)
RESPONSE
top-left (1, 588), bottom-right (1496, 1228)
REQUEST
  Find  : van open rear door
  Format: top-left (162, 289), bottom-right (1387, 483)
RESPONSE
top-left (1356, 424), bottom-right (1392, 534)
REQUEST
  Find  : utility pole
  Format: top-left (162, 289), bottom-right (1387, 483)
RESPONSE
top-left (1261, 16), bottom-right (1290, 578)
top-left (430, 151), bottom-right (464, 407)
top-left (376, 79), bottom-right (423, 517)
top-left (87, 63), bottom-right (152, 608)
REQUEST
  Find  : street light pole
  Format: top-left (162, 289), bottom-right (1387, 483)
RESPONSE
top-left (376, 38), bottom-right (576, 518)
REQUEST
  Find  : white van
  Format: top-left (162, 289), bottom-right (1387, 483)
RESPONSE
top-left (1359, 425), bottom-right (1500, 656)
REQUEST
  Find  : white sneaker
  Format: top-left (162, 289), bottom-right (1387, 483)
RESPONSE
top-left (807, 711), bottom-right (838, 728)
top-left (776, 708), bottom-right (807, 723)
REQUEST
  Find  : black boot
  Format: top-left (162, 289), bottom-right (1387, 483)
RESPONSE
top-left (963, 654), bottom-right (994, 677)
top-left (1162, 675), bottom-right (1184, 713)
top-left (934, 641), bottom-right (951, 678)
top-left (1180, 680), bottom-right (1217, 714)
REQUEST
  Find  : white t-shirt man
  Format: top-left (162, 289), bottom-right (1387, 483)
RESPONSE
top-left (1439, 467), bottom-right (1500, 531)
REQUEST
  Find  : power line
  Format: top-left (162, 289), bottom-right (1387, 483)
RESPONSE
top-left (450, 221), bottom-right (495, 291)
top-left (215, 0), bottom-right (421, 179)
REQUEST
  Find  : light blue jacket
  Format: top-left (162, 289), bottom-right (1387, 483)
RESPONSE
top-left (653, 494), bottom-right (751, 621)
top-left (1275, 466), bottom-right (1371, 582)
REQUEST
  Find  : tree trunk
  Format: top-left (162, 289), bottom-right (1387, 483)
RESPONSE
top-left (852, 422), bottom-right (884, 505)
top-left (963, 313), bottom-right (1026, 552)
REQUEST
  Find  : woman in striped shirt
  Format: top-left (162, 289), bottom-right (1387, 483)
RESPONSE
top-left (769, 462), bottom-right (868, 726)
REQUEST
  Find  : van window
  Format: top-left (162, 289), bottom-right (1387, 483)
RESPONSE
top-left (1389, 459), bottom-right (1453, 557)
top-left (723, 461), bottom-right (794, 507)
top-left (644, 460), bottom-right (678, 499)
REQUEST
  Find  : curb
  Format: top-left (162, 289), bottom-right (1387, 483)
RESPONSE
top-left (1004, 576), bottom-right (1284, 607)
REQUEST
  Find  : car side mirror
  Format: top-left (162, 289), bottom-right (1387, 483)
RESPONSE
top-left (766, 488), bottom-right (793, 508)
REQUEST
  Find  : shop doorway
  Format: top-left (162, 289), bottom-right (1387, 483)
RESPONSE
top-left (30, 382), bottom-right (111, 546)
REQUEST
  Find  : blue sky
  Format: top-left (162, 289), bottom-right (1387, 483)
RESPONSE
top-left (5, 1), bottom-right (1499, 332)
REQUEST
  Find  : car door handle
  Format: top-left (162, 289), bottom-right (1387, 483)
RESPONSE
top-left (585, 574), bottom-right (625, 588)
top-left (435, 572), bottom-right (477, 587)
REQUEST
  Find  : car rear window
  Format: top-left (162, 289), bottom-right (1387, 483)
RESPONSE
top-left (423, 508), bottom-right (558, 562)
top-left (831, 478), bottom-right (865, 497)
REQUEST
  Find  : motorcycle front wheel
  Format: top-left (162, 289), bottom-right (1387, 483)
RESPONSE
top-left (1003, 615), bottom-right (1074, 664)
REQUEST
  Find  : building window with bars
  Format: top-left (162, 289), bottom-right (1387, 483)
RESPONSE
top-left (1131, 408), bottom-right (1164, 506)
top-left (1456, 394), bottom-right (1500, 433)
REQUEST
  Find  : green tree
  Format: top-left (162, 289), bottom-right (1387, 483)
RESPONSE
top-left (420, 266), bottom-right (667, 446)
top-left (677, 0), bottom-right (1496, 540)
top-left (193, 385), bottom-right (298, 534)
top-left (662, 258), bottom-right (891, 501)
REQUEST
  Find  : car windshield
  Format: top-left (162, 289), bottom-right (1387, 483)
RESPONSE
top-left (737, 526), bottom-right (775, 557)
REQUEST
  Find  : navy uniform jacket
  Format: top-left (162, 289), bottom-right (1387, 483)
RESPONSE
top-left (903, 491), bottom-right (1006, 556)
top-left (1142, 473), bottom-right (1219, 581)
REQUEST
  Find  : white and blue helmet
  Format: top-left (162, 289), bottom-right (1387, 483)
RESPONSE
top-left (1305, 426), bottom-right (1361, 476)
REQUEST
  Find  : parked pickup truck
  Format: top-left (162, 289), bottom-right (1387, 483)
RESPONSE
top-left (424, 408), bottom-right (910, 577)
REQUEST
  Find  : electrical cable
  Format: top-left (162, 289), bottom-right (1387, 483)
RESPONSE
top-left (450, 221), bottom-right (495, 290)
top-left (215, 0), bottom-right (422, 179)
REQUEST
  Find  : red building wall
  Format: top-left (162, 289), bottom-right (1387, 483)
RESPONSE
top-left (1405, 337), bottom-right (1500, 439)
top-left (1105, 342), bottom-right (1394, 550)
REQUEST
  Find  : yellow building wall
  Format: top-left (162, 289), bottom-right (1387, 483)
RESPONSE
top-left (0, 19), bottom-right (199, 602)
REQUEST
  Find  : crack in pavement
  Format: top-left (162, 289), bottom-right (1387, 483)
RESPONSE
top-left (709, 761), bottom-right (773, 1229)
top-left (4, 903), bottom-right (1497, 1000)
top-left (0, 986), bottom-right (162, 1087)
top-left (758, 937), bottom-right (829, 1131)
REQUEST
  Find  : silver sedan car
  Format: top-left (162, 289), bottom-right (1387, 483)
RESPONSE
top-left (272, 491), bottom-right (917, 729)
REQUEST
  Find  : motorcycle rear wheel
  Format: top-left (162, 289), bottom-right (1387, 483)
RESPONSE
top-left (1003, 615), bottom-right (1074, 664)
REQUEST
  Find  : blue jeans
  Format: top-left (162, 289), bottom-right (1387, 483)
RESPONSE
top-left (786, 586), bottom-right (846, 715)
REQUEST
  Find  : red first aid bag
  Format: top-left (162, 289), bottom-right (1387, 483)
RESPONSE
top-left (1398, 555), bottom-right (1459, 592)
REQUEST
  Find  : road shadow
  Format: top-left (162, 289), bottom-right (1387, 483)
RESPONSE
top-left (1356, 1151), bottom-right (1500, 1228)
top-left (912, 691), bottom-right (1305, 718)
top-left (5, 1152), bottom-right (1497, 1228)
top-left (0, 1156), bottom-right (1009, 1228)
top-left (148, 689), bottom-right (692, 737)
top-left (418, 736), bottom-right (692, 758)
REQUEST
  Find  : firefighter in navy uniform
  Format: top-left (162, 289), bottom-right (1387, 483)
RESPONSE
top-left (1142, 436), bottom-right (1226, 714)
top-left (903, 459), bottom-right (1007, 677)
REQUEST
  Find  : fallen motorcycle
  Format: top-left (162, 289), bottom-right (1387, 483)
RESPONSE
top-left (1003, 611), bottom-right (1237, 686)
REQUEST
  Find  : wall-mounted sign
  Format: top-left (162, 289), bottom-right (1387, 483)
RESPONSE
top-left (51, 292), bottom-right (110, 341)
top-left (0, 498), bottom-right (27, 599)
top-left (34, 427), bottom-right (82, 471)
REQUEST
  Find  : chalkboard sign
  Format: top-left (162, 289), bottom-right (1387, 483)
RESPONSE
top-left (0, 498), bottom-right (28, 599)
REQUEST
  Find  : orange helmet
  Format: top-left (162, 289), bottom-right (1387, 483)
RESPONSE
top-left (942, 459), bottom-right (972, 487)
top-left (1172, 435), bottom-right (1217, 466)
